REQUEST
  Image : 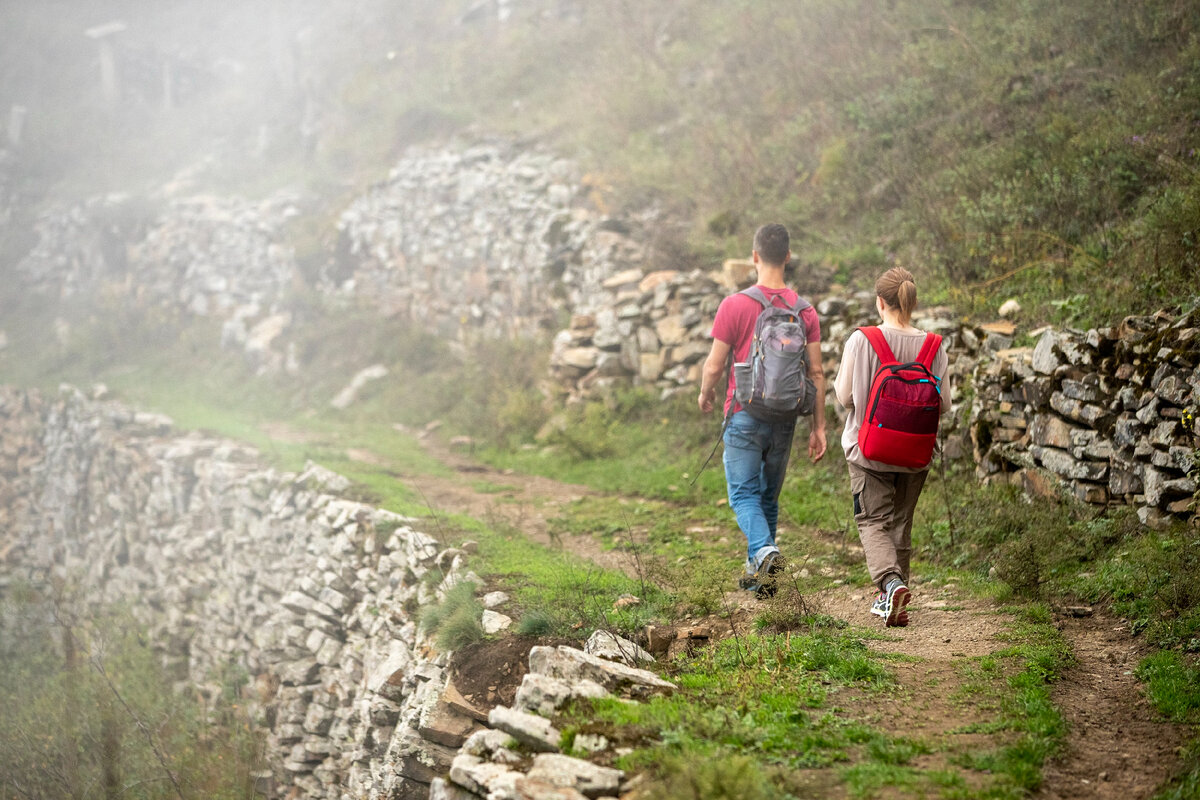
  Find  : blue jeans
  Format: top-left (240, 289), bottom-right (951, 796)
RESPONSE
top-left (722, 411), bottom-right (796, 572)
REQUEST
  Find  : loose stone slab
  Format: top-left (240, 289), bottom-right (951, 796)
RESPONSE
top-left (526, 753), bottom-right (624, 799)
top-left (449, 753), bottom-right (518, 796)
top-left (528, 646), bottom-right (675, 695)
top-left (514, 672), bottom-right (609, 717)
top-left (584, 630), bottom-right (654, 666)
top-left (488, 705), bottom-right (561, 753)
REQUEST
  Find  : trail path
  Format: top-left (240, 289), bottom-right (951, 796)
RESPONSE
top-left (1038, 615), bottom-right (1186, 799)
top-left (342, 433), bottom-right (1186, 798)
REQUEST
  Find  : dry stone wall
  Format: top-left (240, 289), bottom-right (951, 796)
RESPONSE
top-left (329, 141), bottom-right (650, 340)
top-left (548, 268), bottom-right (1199, 528)
top-left (0, 385), bottom-right (687, 800)
top-left (0, 385), bottom-right (489, 799)
top-left (970, 309), bottom-right (1200, 529)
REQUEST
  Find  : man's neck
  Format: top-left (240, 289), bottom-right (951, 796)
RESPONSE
top-left (756, 265), bottom-right (787, 290)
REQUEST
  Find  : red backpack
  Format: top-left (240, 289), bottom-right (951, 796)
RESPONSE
top-left (856, 327), bottom-right (944, 469)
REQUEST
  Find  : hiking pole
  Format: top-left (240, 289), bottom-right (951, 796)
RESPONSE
top-left (690, 350), bottom-right (735, 488)
top-left (690, 412), bottom-right (730, 487)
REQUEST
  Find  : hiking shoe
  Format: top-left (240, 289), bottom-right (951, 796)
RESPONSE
top-left (882, 579), bottom-right (911, 627)
top-left (754, 552), bottom-right (785, 599)
top-left (869, 592), bottom-right (909, 626)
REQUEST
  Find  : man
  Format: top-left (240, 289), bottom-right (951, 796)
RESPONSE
top-left (698, 223), bottom-right (826, 596)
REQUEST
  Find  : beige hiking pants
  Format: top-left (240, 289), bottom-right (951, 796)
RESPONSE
top-left (848, 463), bottom-right (929, 591)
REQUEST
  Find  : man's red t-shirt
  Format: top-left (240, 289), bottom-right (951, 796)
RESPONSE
top-left (710, 286), bottom-right (821, 417)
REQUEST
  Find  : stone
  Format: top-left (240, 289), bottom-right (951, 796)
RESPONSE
top-left (721, 258), bottom-right (756, 289)
top-left (1157, 374), bottom-right (1191, 406)
top-left (462, 728), bottom-right (519, 760)
top-left (1109, 464), bottom-right (1143, 496)
top-left (443, 680), bottom-right (490, 724)
top-left (1029, 414), bottom-right (1077, 449)
top-left (558, 347), bottom-right (599, 371)
top-left (1071, 482), bottom-right (1108, 505)
top-left (998, 299), bottom-right (1021, 318)
top-left (1049, 392), bottom-right (1111, 429)
top-left (330, 364), bottom-right (388, 410)
top-left (1113, 417), bottom-right (1146, 450)
top-left (1150, 420), bottom-right (1181, 447)
top-left (449, 754), bottom-right (517, 796)
top-left (1168, 498), bottom-right (1194, 514)
top-left (1138, 506), bottom-right (1175, 531)
top-left (419, 700), bottom-right (479, 748)
top-left (483, 610), bottom-right (514, 634)
top-left (483, 591), bottom-right (510, 609)
top-left (488, 706), bottom-right (561, 753)
top-left (584, 630), bottom-right (654, 666)
top-left (394, 728), bottom-right (459, 785)
top-left (526, 753), bottom-right (624, 799)
top-left (527, 646), bottom-right (675, 695)
top-left (601, 269), bottom-right (643, 290)
top-left (514, 672), bottom-right (608, 717)
top-left (1032, 330), bottom-right (1063, 375)
top-left (1030, 446), bottom-right (1107, 482)
top-left (1060, 378), bottom-right (1102, 403)
top-left (429, 777), bottom-right (481, 800)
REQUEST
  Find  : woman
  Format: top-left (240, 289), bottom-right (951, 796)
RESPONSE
top-left (834, 267), bottom-right (950, 627)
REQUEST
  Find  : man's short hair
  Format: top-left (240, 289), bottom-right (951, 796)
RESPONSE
top-left (753, 223), bottom-right (790, 267)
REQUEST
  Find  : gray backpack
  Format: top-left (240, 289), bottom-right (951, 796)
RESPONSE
top-left (732, 287), bottom-right (816, 423)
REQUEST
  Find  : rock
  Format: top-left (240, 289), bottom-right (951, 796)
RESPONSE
top-left (998, 299), bottom-right (1021, 317)
top-left (461, 729), bottom-right (521, 764)
top-left (488, 706), bottom-right (561, 753)
top-left (1029, 414), bottom-right (1077, 449)
top-left (443, 680), bottom-right (490, 724)
top-left (449, 753), bottom-right (518, 796)
top-left (330, 364), bottom-right (389, 410)
top-left (721, 258), bottom-right (756, 289)
top-left (527, 646), bottom-right (675, 696)
top-left (584, 630), bottom-right (654, 666)
top-left (429, 777), bottom-right (481, 800)
top-left (483, 591), bottom-right (510, 609)
top-left (525, 753), bottom-right (624, 799)
top-left (1032, 330), bottom-right (1063, 375)
top-left (419, 700), bottom-right (480, 748)
top-left (483, 610), bottom-right (514, 634)
top-left (514, 673), bottom-right (609, 717)
top-left (1030, 446), bottom-right (1107, 482)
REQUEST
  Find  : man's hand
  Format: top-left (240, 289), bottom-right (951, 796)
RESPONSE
top-left (808, 427), bottom-right (827, 462)
top-left (699, 338), bottom-right (730, 415)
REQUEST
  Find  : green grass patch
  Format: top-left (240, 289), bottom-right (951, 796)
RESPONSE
top-left (950, 605), bottom-right (1071, 797)
top-left (1137, 650), bottom-right (1200, 723)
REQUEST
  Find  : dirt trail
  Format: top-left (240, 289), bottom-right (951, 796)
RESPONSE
top-left (1037, 615), bottom-right (1187, 799)
top-left (386, 436), bottom-right (636, 576)
top-left (333, 430), bottom-right (1186, 797)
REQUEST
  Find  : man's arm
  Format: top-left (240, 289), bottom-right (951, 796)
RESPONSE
top-left (698, 338), bottom-right (731, 414)
top-left (806, 341), bottom-right (827, 461)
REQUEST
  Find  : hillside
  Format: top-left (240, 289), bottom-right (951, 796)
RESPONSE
top-left (4, 1), bottom-right (1200, 325)
top-left (1, 3), bottom-right (1199, 800)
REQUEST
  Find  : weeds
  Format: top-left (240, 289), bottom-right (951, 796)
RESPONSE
top-left (420, 581), bottom-right (484, 651)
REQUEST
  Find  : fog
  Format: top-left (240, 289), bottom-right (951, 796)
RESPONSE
top-left (0, 1), bottom-right (467, 197)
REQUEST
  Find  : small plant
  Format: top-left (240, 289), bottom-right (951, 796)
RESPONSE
top-left (517, 609), bottom-right (555, 636)
top-left (420, 581), bottom-right (485, 651)
top-left (640, 754), bottom-right (776, 800)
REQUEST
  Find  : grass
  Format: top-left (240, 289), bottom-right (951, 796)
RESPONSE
top-left (950, 605), bottom-right (1072, 798)
top-left (1, 282), bottom-right (1195, 797)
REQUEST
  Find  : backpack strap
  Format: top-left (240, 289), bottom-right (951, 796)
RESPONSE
top-left (740, 286), bottom-right (811, 316)
top-left (915, 332), bottom-right (943, 370)
top-left (857, 326), bottom-right (898, 366)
